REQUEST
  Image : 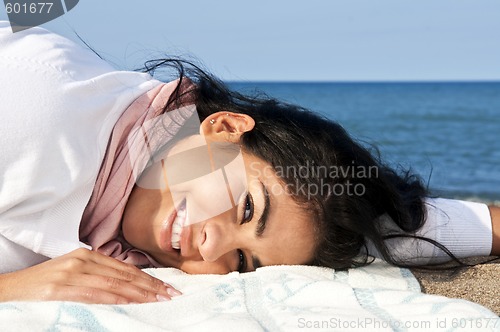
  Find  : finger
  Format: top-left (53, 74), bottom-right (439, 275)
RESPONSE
top-left (70, 249), bottom-right (182, 299)
top-left (64, 272), bottom-right (164, 303)
top-left (75, 249), bottom-right (167, 289)
top-left (53, 285), bottom-right (131, 305)
top-left (82, 261), bottom-right (181, 298)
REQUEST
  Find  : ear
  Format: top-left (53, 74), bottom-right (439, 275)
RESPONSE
top-left (201, 112), bottom-right (255, 143)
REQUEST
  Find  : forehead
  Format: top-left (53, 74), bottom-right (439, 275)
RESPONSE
top-left (243, 153), bottom-right (317, 266)
top-left (265, 200), bottom-right (316, 266)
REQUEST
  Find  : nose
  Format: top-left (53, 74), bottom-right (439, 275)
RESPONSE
top-left (197, 210), bottom-right (243, 263)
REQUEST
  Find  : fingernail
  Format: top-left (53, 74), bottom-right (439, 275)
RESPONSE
top-left (156, 294), bottom-right (170, 302)
top-left (167, 288), bottom-right (182, 297)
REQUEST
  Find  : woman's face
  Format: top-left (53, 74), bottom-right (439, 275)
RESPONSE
top-left (121, 112), bottom-right (317, 274)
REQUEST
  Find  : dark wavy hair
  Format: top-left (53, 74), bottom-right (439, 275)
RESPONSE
top-left (138, 58), bottom-right (469, 270)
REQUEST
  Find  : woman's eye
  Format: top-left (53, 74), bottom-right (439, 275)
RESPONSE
top-left (237, 249), bottom-right (246, 273)
top-left (241, 193), bottom-right (254, 224)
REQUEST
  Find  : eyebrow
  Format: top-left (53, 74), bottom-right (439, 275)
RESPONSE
top-left (256, 180), bottom-right (271, 237)
top-left (251, 180), bottom-right (271, 270)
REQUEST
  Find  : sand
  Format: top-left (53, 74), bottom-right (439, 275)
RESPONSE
top-left (411, 257), bottom-right (500, 315)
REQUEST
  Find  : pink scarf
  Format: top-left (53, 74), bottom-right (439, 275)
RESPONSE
top-left (80, 79), bottom-right (195, 267)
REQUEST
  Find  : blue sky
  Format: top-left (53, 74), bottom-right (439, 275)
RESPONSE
top-left (2, 0), bottom-right (500, 81)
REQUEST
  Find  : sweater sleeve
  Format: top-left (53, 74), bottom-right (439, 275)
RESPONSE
top-left (0, 21), bottom-right (161, 271)
top-left (367, 198), bottom-right (493, 265)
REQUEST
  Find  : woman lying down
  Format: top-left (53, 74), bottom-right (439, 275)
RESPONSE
top-left (0, 22), bottom-right (498, 304)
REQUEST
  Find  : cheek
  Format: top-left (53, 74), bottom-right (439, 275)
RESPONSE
top-left (131, 187), bottom-right (164, 217)
top-left (170, 170), bottom-right (246, 226)
top-left (122, 187), bottom-right (164, 240)
top-left (123, 188), bottom-right (145, 226)
top-left (222, 151), bottom-right (248, 203)
top-left (136, 162), bottom-right (167, 190)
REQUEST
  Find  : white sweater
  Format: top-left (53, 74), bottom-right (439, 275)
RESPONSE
top-left (0, 22), bottom-right (493, 273)
top-left (0, 22), bottom-right (161, 273)
top-left (366, 198), bottom-right (492, 265)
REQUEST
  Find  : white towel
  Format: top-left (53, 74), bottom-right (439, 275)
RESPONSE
top-left (1, 260), bottom-right (498, 332)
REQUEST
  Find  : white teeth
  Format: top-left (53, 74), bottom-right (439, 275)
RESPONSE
top-left (171, 229), bottom-right (181, 250)
top-left (171, 201), bottom-right (187, 250)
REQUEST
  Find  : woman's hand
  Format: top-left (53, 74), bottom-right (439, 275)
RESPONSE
top-left (0, 248), bottom-right (181, 304)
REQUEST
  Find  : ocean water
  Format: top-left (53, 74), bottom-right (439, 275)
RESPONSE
top-left (228, 82), bottom-right (500, 203)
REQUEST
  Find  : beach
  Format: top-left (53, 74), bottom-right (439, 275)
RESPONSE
top-left (412, 257), bottom-right (499, 315)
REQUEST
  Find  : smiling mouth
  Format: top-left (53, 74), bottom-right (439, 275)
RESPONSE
top-left (171, 199), bottom-right (187, 250)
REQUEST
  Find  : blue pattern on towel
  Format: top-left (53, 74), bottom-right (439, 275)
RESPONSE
top-left (0, 260), bottom-right (497, 332)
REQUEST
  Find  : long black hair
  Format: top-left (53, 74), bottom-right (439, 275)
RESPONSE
top-left (138, 58), bottom-right (475, 270)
